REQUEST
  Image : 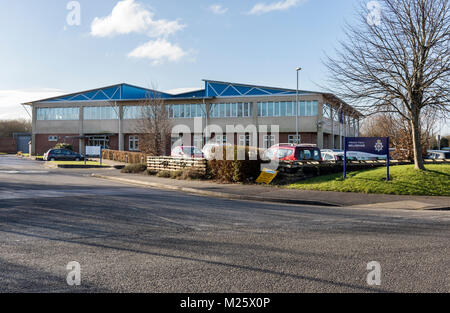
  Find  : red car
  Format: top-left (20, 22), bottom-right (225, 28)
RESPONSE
top-left (264, 144), bottom-right (321, 161)
top-left (171, 146), bottom-right (204, 158)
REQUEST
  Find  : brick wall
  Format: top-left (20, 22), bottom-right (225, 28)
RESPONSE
top-left (35, 134), bottom-right (80, 155)
top-left (0, 137), bottom-right (17, 153)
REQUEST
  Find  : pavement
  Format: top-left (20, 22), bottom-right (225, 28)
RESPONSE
top-left (91, 162), bottom-right (450, 211)
top-left (1, 155), bottom-right (449, 293)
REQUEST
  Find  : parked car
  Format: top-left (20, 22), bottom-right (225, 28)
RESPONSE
top-left (425, 150), bottom-right (450, 160)
top-left (43, 148), bottom-right (84, 161)
top-left (171, 146), bottom-right (204, 158)
top-left (321, 150), bottom-right (344, 161)
top-left (202, 143), bottom-right (233, 160)
top-left (263, 143), bottom-right (321, 161)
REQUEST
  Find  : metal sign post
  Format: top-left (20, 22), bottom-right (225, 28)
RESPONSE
top-left (344, 137), bottom-right (390, 181)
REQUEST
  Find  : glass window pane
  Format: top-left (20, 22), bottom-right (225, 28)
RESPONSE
top-left (274, 102), bottom-right (279, 116)
top-left (280, 102), bottom-right (286, 116)
top-left (220, 103), bottom-right (225, 117)
top-left (312, 101), bottom-right (318, 116)
top-left (300, 102), bottom-right (306, 116)
top-left (267, 102), bottom-right (273, 117)
top-left (232, 103), bottom-right (237, 117)
top-left (226, 103), bottom-right (231, 117)
top-left (238, 103), bottom-right (243, 117)
top-left (286, 102), bottom-right (292, 116)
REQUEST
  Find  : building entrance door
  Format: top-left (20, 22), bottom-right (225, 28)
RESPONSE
top-left (87, 135), bottom-right (110, 149)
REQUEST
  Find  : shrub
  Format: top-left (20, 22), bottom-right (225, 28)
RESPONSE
top-left (145, 169), bottom-right (158, 176)
top-left (102, 149), bottom-right (149, 164)
top-left (121, 163), bottom-right (147, 173)
top-left (55, 143), bottom-right (73, 151)
top-left (170, 170), bottom-right (183, 179)
top-left (156, 171), bottom-right (171, 178)
top-left (207, 145), bottom-right (262, 183)
top-left (180, 168), bottom-right (206, 180)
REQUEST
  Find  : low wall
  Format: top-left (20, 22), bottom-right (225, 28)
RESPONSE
top-left (0, 137), bottom-right (16, 154)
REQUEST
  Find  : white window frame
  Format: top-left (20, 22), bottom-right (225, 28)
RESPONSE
top-left (288, 135), bottom-right (301, 144)
top-left (263, 135), bottom-right (275, 149)
top-left (48, 135), bottom-right (58, 142)
top-left (215, 135), bottom-right (227, 144)
top-left (238, 134), bottom-right (251, 147)
top-left (129, 135), bottom-right (139, 151)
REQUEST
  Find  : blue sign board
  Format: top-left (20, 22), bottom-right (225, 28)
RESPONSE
top-left (345, 137), bottom-right (389, 155)
top-left (344, 137), bottom-right (390, 181)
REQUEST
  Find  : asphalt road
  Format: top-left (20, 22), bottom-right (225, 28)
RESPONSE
top-left (0, 156), bottom-right (449, 293)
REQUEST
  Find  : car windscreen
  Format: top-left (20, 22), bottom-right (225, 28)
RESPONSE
top-left (295, 149), bottom-right (321, 161)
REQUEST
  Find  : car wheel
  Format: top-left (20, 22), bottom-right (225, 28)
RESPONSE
top-left (50, 158), bottom-right (56, 161)
top-left (75, 158), bottom-right (80, 161)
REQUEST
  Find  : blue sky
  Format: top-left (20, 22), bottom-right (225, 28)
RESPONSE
top-left (0, 0), bottom-right (447, 134)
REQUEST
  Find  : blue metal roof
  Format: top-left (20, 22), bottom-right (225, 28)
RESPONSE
top-left (203, 80), bottom-right (315, 97)
top-left (27, 80), bottom-right (319, 104)
top-left (35, 83), bottom-right (174, 103)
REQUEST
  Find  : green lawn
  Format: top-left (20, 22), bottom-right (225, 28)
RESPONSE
top-left (287, 164), bottom-right (450, 196)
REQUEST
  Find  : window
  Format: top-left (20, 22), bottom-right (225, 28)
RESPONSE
top-left (129, 136), bottom-right (139, 151)
top-left (263, 135), bottom-right (275, 149)
top-left (193, 135), bottom-right (203, 148)
top-left (323, 104), bottom-right (331, 119)
top-left (37, 107), bottom-right (79, 121)
top-left (210, 103), bottom-right (252, 118)
top-left (277, 149), bottom-right (293, 159)
top-left (288, 135), bottom-right (301, 144)
top-left (239, 134), bottom-right (251, 147)
top-left (257, 101), bottom-right (318, 117)
top-left (48, 136), bottom-right (58, 142)
top-left (84, 106), bottom-right (118, 120)
top-left (215, 135), bottom-right (227, 144)
top-left (167, 104), bottom-right (206, 119)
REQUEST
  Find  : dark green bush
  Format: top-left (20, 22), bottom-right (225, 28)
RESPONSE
top-left (180, 168), bottom-right (206, 180)
top-left (170, 170), bottom-right (183, 179)
top-left (145, 169), bottom-right (158, 176)
top-left (55, 143), bottom-right (73, 151)
top-left (156, 171), bottom-right (171, 178)
top-left (121, 163), bottom-right (147, 173)
top-left (207, 145), bottom-right (262, 183)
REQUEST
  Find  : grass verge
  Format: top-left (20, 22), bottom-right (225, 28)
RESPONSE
top-left (49, 161), bottom-right (108, 166)
top-left (286, 164), bottom-right (450, 196)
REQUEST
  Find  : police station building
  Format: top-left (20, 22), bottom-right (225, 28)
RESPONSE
top-left (24, 80), bottom-right (362, 155)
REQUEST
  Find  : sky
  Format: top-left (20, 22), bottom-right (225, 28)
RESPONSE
top-left (0, 0), bottom-right (448, 134)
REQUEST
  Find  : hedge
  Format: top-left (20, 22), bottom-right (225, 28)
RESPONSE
top-left (207, 145), bottom-right (262, 183)
top-left (102, 149), bottom-right (149, 164)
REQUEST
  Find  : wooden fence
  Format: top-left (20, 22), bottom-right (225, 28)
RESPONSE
top-left (147, 156), bottom-right (208, 174)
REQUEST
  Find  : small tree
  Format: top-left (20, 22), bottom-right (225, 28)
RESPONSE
top-left (133, 92), bottom-right (172, 156)
top-left (325, 0), bottom-right (449, 170)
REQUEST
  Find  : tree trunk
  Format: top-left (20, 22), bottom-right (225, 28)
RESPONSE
top-left (410, 112), bottom-right (425, 170)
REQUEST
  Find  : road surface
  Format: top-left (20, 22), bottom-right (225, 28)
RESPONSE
top-left (0, 156), bottom-right (448, 292)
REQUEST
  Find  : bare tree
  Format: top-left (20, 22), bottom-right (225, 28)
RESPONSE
top-left (132, 92), bottom-right (172, 156)
top-left (325, 0), bottom-right (449, 169)
top-left (0, 119), bottom-right (32, 137)
top-left (360, 110), bottom-right (437, 159)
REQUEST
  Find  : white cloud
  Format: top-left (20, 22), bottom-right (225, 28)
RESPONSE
top-left (248, 0), bottom-right (306, 15)
top-left (0, 89), bottom-right (64, 120)
top-left (128, 39), bottom-right (186, 65)
top-left (209, 4), bottom-right (228, 15)
top-left (91, 0), bottom-right (185, 38)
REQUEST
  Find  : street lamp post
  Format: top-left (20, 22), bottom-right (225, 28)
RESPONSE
top-left (296, 67), bottom-right (302, 144)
